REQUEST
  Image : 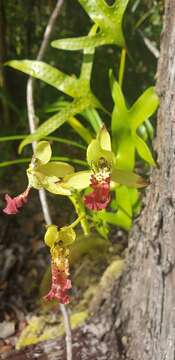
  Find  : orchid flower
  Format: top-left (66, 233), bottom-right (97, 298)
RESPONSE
top-left (60, 126), bottom-right (147, 211)
top-left (3, 141), bottom-right (74, 215)
top-left (43, 224), bottom-right (76, 304)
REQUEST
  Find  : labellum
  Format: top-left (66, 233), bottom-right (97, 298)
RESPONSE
top-left (3, 187), bottom-right (31, 215)
top-left (43, 244), bottom-right (71, 304)
top-left (84, 157), bottom-right (111, 211)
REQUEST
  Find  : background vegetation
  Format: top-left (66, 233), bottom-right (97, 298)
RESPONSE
top-left (0, 0), bottom-right (163, 354)
top-left (0, 0), bottom-right (162, 168)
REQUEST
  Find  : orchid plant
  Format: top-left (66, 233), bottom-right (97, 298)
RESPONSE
top-left (2, 0), bottom-right (159, 305)
top-left (3, 129), bottom-right (149, 303)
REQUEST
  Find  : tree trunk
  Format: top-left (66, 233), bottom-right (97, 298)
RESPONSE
top-left (2, 0), bottom-right (175, 359)
top-left (114, 0), bottom-right (175, 358)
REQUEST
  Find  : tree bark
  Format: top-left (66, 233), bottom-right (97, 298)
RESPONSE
top-left (2, 0), bottom-right (175, 359)
top-left (114, 0), bottom-right (175, 358)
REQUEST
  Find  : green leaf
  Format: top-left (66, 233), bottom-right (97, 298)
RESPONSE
top-left (128, 188), bottom-right (139, 207)
top-left (5, 59), bottom-right (101, 104)
top-left (115, 132), bottom-right (135, 170)
top-left (52, 33), bottom-right (107, 51)
top-left (62, 171), bottom-right (91, 191)
top-left (6, 60), bottom-right (79, 98)
top-left (96, 209), bottom-right (131, 230)
top-left (134, 135), bottom-right (156, 166)
top-left (111, 74), bottom-right (127, 112)
top-left (111, 79), bottom-right (158, 169)
top-left (111, 79), bottom-right (135, 169)
top-left (36, 161), bottom-right (74, 178)
top-left (114, 185), bottom-right (133, 230)
top-left (130, 87), bottom-right (159, 130)
top-left (35, 141), bottom-right (52, 164)
top-left (145, 119), bottom-right (154, 140)
top-left (137, 124), bottom-right (148, 141)
top-left (80, 24), bottom-right (98, 89)
top-left (82, 108), bottom-right (103, 133)
top-left (112, 168), bottom-right (148, 188)
top-left (114, 209), bottom-right (132, 230)
top-left (67, 117), bottom-right (93, 144)
top-left (115, 185), bottom-right (132, 217)
top-left (19, 97), bottom-right (93, 152)
top-left (51, 0), bottom-right (129, 50)
top-left (78, 0), bottom-right (113, 28)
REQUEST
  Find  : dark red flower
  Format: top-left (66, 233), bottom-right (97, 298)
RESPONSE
top-left (3, 187), bottom-right (30, 215)
top-left (43, 264), bottom-right (71, 304)
top-left (84, 175), bottom-right (111, 211)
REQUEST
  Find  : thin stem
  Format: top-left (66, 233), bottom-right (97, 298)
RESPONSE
top-left (0, 135), bottom-right (85, 150)
top-left (118, 48), bottom-right (127, 89)
top-left (69, 193), bottom-right (90, 236)
top-left (0, 157), bottom-right (88, 168)
top-left (25, 1), bottom-right (73, 360)
top-left (67, 215), bottom-right (84, 229)
top-left (59, 304), bottom-right (72, 360)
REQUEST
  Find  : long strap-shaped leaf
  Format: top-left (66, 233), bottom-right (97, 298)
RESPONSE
top-left (51, 0), bottom-right (129, 50)
top-left (129, 87), bottom-right (159, 130)
top-left (6, 24), bottom-right (99, 99)
top-left (6, 60), bottom-right (80, 98)
top-left (79, 24), bottom-right (98, 88)
top-left (78, 0), bottom-right (114, 28)
top-left (19, 97), bottom-right (94, 152)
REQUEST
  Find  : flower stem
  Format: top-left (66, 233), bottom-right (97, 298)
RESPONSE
top-left (69, 193), bottom-right (90, 236)
top-left (67, 215), bottom-right (84, 229)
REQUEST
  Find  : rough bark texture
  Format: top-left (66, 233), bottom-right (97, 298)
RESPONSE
top-left (115, 0), bottom-right (175, 358)
top-left (2, 0), bottom-right (175, 359)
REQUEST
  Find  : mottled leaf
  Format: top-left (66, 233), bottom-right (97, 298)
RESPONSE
top-left (51, 0), bottom-right (129, 50)
top-left (6, 60), bottom-right (79, 98)
top-left (19, 97), bottom-right (94, 152)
